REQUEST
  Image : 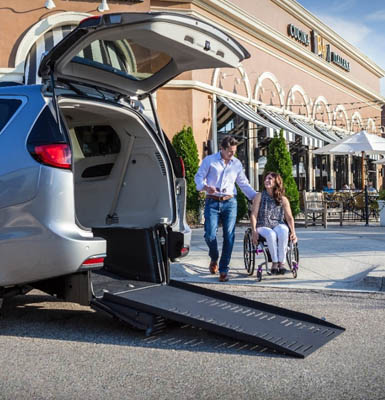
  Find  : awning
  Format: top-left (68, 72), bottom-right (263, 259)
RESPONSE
top-left (24, 24), bottom-right (78, 84)
top-left (314, 125), bottom-right (341, 142)
top-left (290, 117), bottom-right (326, 147)
top-left (258, 107), bottom-right (317, 146)
top-left (217, 97), bottom-right (281, 137)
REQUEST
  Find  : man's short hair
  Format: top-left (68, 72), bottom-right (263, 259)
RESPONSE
top-left (220, 136), bottom-right (238, 149)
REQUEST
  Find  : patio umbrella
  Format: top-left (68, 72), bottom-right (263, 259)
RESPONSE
top-left (313, 130), bottom-right (385, 189)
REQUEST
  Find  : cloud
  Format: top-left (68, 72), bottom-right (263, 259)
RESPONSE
top-left (328, 0), bottom-right (358, 13)
top-left (316, 13), bottom-right (371, 47)
top-left (366, 10), bottom-right (385, 21)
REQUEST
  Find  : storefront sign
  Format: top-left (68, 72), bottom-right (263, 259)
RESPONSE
top-left (311, 30), bottom-right (350, 72)
top-left (287, 24), bottom-right (309, 46)
top-left (287, 23), bottom-right (350, 72)
top-left (331, 51), bottom-right (350, 72)
top-left (311, 31), bottom-right (331, 62)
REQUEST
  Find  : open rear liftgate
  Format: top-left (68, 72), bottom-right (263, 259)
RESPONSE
top-left (90, 226), bottom-right (344, 359)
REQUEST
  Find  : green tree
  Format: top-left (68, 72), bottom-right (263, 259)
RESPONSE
top-left (264, 129), bottom-right (300, 216)
top-left (172, 126), bottom-right (200, 215)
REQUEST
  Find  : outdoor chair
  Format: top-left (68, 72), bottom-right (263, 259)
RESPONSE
top-left (323, 193), bottom-right (344, 227)
top-left (302, 191), bottom-right (343, 228)
top-left (303, 191), bottom-right (327, 228)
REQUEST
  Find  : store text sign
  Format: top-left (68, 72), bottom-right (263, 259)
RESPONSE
top-left (311, 30), bottom-right (350, 72)
top-left (287, 24), bottom-right (350, 72)
top-left (288, 24), bottom-right (309, 46)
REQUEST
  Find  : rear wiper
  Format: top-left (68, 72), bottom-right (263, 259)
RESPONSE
top-left (62, 80), bottom-right (88, 96)
top-left (59, 79), bottom-right (118, 101)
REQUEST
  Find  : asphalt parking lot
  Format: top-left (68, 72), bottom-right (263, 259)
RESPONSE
top-left (0, 286), bottom-right (384, 400)
top-left (1, 225), bottom-right (385, 400)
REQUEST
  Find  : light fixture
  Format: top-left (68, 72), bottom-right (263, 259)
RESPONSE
top-left (98, 0), bottom-right (109, 12)
top-left (45, 0), bottom-right (56, 9)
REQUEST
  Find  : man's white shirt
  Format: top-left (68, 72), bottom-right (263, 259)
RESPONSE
top-left (195, 152), bottom-right (256, 200)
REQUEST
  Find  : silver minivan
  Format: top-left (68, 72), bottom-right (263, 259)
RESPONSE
top-left (0, 12), bottom-right (249, 300)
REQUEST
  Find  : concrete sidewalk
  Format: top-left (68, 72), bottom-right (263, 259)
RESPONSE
top-left (171, 223), bottom-right (385, 292)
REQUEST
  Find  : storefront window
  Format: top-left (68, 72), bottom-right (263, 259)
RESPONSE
top-left (314, 155), bottom-right (329, 191)
top-left (217, 100), bottom-right (250, 178)
top-left (334, 155), bottom-right (349, 190)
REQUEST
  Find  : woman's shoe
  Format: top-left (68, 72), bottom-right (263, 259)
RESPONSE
top-left (271, 262), bottom-right (279, 275)
top-left (278, 263), bottom-right (287, 275)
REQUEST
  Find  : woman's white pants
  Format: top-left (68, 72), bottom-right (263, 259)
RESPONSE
top-left (257, 224), bottom-right (289, 263)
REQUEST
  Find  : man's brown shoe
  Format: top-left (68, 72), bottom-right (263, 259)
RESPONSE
top-left (209, 261), bottom-right (218, 274)
top-left (219, 273), bottom-right (229, 282)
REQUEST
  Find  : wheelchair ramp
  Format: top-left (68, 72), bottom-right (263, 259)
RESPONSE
top-left (92, 273), bottom-right (344, 358)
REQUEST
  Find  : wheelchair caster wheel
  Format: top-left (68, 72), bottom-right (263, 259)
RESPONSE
top-left (256, 270), bottom-right (262, 282)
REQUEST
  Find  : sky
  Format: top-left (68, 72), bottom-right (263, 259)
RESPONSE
top-left (296, 0), bottom-right (385, 96)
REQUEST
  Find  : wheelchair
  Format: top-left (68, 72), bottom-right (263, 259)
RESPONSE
top-left (243, 227), bottom-right (299, 282)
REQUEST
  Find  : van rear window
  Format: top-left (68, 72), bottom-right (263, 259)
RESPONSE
top-left (73, 39), bottom-right (172, 81)
top-left (0, 99), bottom-right (22, 132)
top-left (74, 125), bottom-right (121, 157)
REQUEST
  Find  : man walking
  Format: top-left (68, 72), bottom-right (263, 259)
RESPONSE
top-left (195, 136), bottom-right (257, 282)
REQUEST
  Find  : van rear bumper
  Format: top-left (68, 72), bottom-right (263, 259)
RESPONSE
top-left (0, 217), bottom-right (106, 286)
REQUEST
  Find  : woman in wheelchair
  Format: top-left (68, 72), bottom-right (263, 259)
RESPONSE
top-left (250, 172), bottom-right (297, 275)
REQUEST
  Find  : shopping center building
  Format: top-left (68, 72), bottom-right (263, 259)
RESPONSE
top-left (1, 0), bottom-right (384, 191)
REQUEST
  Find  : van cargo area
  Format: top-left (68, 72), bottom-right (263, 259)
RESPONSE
top-left (61, 98), bottom-right (175, 231)
top-left (61, 97), bottom-right (179, 281)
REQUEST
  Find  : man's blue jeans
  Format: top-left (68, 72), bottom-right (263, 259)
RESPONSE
top-left (204, 197), bottom-right (237, 274)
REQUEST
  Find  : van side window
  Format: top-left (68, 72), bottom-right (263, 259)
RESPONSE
top-left (0, 99), bottom-right (22, 132)
top-left (27, 106), bottom-right (67, 145)
top-left (74, 125), bottom-right (121, 157)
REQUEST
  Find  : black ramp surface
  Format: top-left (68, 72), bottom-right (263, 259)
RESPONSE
top-left (103, 280), bottom-right (345, 358)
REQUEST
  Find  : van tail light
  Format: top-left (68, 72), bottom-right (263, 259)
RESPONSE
top-left (180, 157), bottom-right (185, 178)
top-left (180, 246), bottom-right (189, 257)
top-left (32, 144), bottom-right (72, 169)
top-left (81, 255), bottom-right (105, 269)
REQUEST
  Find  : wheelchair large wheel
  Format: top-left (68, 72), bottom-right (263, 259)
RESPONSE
top-left (243, 228), bottom-right (255, 276)
top-left (286, 241), bottom-right (299, 278)
top-left (262, 248), bottom-right (271, 275)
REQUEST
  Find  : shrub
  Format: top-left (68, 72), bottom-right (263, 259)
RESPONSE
top-left (236, 185), bottom-right (249, 222)
top-left (172, 126), bottom-right (200, 216)
top-left (264, 129), bottom-right (300, 217)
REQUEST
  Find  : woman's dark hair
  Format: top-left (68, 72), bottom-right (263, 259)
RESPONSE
top-left (264, 171), bottom-right (285, 204)
top-left (220, 135), bottom-right (238, 149)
